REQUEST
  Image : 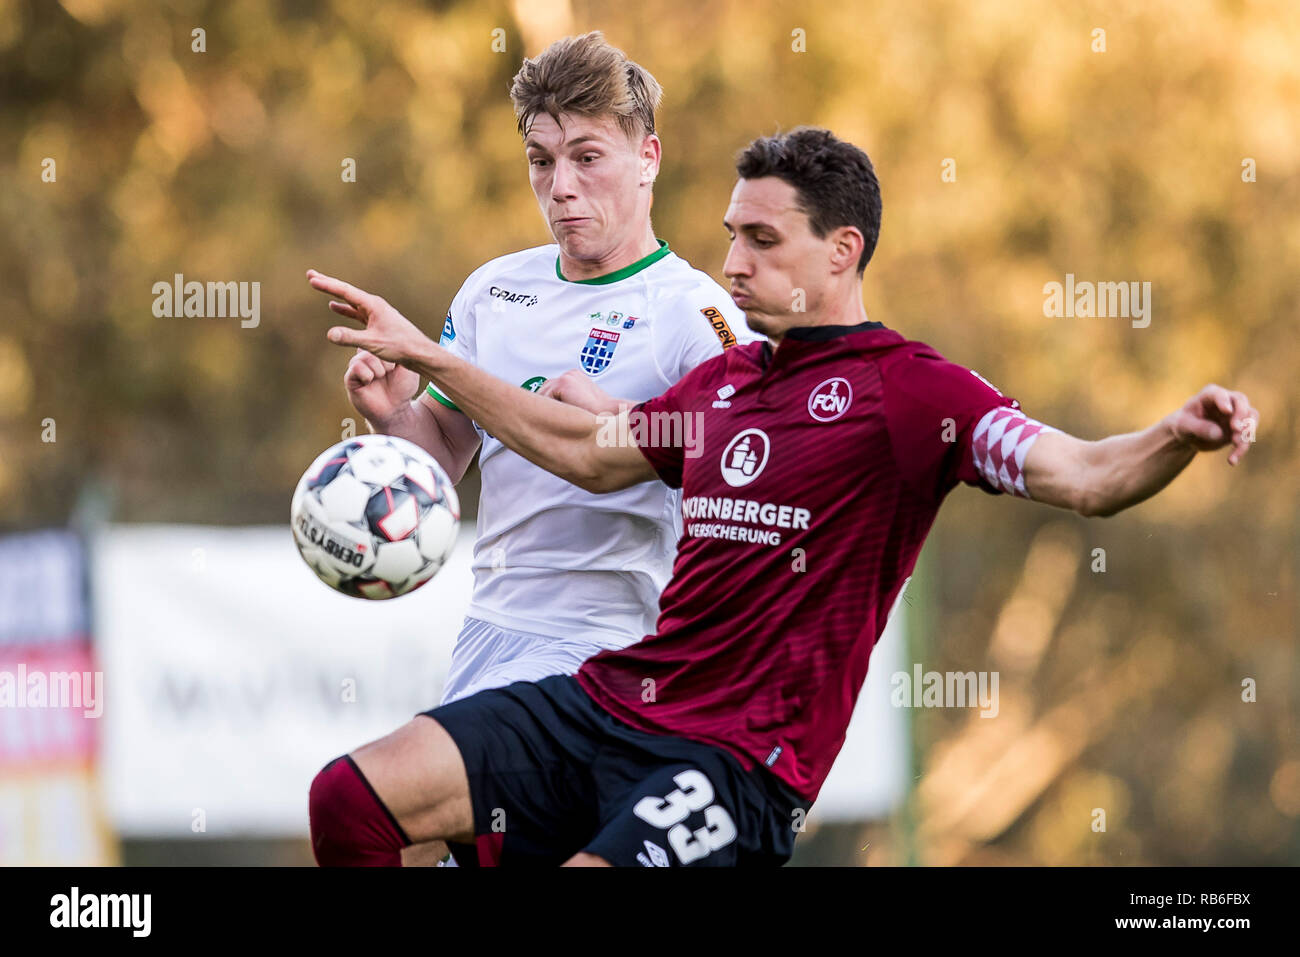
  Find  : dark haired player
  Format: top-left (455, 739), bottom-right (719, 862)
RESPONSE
top-left (306, 127), bottom-right (1259, 866)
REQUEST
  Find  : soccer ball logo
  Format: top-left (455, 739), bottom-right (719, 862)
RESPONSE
top-left (291, 434), bottom-right (460, 600)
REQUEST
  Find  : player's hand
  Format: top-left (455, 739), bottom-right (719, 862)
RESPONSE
top-left (344, 348), bottom-right (421, 424)
top-left (306, 269), bottom-right (434, 370)
top-left (536, 369), bottom-right (630, 415)
top-left (1166, 384), bottom-right (1259, 466)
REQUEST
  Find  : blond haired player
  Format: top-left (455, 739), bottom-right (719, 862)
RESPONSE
top-left (316, 33), bottom-right (758, 864)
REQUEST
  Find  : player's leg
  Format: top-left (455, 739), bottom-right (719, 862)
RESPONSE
top-left (401, 617), bottom-right (508, 866)
top-left (308, 715), bottom-right (473, 866)
top-left (408, 617), bottom-right (531, 867)
top-left (352, 715), bottom-right (476, 841)
top-left (404, 840), bottom-right (453, 866)
top-left (313, 675), bottom-right (603, 866)
top-left (431, 621), bottom-right (620, 866)
top-left (353, 717), bottom-right (474, 867)
top-left (562, 852), bottom-right (611, 866)
top-left (360, 725), bottom-right (465, 868)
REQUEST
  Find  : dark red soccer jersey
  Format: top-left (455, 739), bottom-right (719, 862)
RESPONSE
top-left (575, 321), bottom-right (1028, 802)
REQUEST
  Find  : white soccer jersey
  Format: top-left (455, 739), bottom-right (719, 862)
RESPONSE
top-left (427, 240), bottom-right (760, 648)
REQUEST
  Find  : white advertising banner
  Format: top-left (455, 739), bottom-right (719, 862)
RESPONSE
top-left (93, 524), bottom-right (905, 836)
top-left (809, 591), bottom-right (909, 824)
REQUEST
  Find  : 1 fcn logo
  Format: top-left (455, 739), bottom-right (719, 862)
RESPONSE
top-left (808, 378), bottom-right (852, 421)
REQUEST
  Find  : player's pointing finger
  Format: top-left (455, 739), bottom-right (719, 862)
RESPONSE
top-left (307, 269), bottom-right (369, 309)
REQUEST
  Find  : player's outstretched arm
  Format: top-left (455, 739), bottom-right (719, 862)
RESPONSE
top-left (536, 369), bottom-right (635, 415)
top-left (307, 269), bottom-right (656, 494)
top-left (1022, 384), bottom-right (1259, 518)
top-left (416, 349), bottom-right (655, 493)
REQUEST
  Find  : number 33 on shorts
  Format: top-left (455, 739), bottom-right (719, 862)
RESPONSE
top-left (632, 769), bottom-right (738, 865)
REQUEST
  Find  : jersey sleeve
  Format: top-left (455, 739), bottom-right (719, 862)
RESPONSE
top-left (630, 373), bottom-right (699, 489)
top-left (424, 274), bottom-right (480, 412)
top-left (657, 281), bottom-right (763, 382)
top-left (880, 349), bottom-right (1051, 502)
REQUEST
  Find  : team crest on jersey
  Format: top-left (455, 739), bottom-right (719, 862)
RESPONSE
top-left (606, 310), bottom-right (623, 327)
top-left (808, 377), bottom-right (853, 422)
top-left (580, 327), bottom-right (621, 375)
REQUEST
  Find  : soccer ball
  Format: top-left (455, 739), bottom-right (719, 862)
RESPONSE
top-left (291, 434), bottom-right (460, 600)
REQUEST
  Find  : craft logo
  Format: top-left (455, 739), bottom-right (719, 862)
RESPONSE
top-left (488, 286), bottom-right (539, 307)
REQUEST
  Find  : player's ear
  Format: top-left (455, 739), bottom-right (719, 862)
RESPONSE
top-left (639, 133), bottom-right (661, 186)
top-left (828, 225), bottom-right (864, 275)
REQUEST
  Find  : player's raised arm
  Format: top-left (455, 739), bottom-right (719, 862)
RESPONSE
top-left (417, 350), bottom-right (655, 494)
top-left (1021, 384), bottom-right (1259, 518)
top-left (307, 269), bottom-right (656, 494)
top-left (535, 369), bottom-right (635, 415)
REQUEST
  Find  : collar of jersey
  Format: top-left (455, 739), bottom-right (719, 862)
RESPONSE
top-left (555, 239), bottom-right (671, 285)
top-left (784, 320), bottom-right (886, 341)
top-left (759, 320), bottom-right (888, 371)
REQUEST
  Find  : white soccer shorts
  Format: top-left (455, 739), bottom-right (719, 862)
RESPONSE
top-left (438, 616), bottom-right (622, 706)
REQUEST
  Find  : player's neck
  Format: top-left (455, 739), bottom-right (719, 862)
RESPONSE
top-left (558, 227), bottom-right (660, 282)
top-left (769, 295), bottom-right (871, 347)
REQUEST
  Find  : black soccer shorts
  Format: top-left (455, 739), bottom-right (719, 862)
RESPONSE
top-left (422, 674), bottom-right (808, 867)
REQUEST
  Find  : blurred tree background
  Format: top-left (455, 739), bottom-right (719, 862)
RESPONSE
top-left (1, 0), bottom-right (1296, 864)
